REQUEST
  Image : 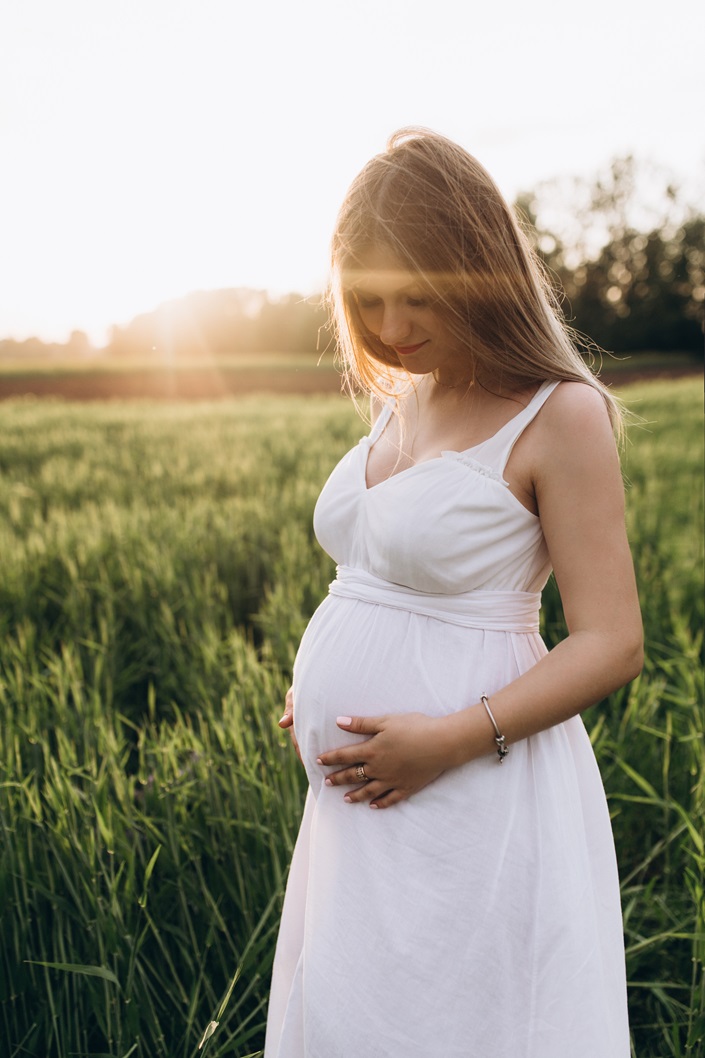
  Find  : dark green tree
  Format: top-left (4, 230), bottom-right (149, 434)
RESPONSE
top-left (517, 158), bottom-right (704, 352)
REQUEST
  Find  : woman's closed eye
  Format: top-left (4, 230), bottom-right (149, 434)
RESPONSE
top-left (354, 294), bottom-right (428, 310)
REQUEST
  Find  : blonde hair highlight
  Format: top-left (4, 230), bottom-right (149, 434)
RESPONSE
top-left (328, 127), bottom-right (622, 435)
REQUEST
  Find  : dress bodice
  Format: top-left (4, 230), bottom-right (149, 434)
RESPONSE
top-left (313, 380), bottom-right (560, 595)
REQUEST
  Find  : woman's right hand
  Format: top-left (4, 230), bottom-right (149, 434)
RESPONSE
top-left (278, 687), bottom-right (302, 763)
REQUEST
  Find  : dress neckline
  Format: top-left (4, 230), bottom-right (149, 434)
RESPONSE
top-left (363, 380), bottom-right (555, 492)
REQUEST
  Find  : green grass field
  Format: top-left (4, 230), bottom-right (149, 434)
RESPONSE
top-left (0, 378), bottom-right (702, 1057)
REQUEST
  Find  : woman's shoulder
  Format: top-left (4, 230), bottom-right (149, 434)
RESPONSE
top-left (528, 381), bottom-right (619, 482)
top-left (542, 380), bottom-right (613, 434)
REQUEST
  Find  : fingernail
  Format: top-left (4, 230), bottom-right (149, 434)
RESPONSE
top-left (370, 803), bottom-right (379, 809)
top-left (325, 778), bottom-right (333, 786)
top-left (316, 758), bottom-right (323, 765)
top-left (336, 716), bottom-right (352, 727)
top-left (278, 714), bottom-right (289, 724)
top-left (343, 795), bottom-right (352, 803)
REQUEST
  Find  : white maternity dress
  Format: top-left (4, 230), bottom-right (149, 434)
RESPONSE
top-left (264, 380), bottom-right (630, 1058)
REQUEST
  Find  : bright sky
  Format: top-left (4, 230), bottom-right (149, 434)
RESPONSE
top-left (1, 0), bottom-right (703, 345)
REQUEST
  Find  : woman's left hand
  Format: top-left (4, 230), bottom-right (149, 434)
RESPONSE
top-left (317, 712), bottom-right (451, 809)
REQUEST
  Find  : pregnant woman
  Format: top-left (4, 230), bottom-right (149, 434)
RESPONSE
top-left (265, 128), bottom-right (643, 1058)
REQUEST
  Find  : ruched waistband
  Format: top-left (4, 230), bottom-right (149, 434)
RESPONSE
top-left (327, 565), bottom-right (541, 633)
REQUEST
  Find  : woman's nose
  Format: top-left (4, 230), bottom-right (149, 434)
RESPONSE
top-left (378, 307), bottom-right (412, 346)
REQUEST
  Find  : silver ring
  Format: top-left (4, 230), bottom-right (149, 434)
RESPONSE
top-left (355, 764), bottom-right (368, 782)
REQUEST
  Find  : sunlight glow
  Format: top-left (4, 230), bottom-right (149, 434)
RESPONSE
top-left (1, 0), bottom-right (702, 344)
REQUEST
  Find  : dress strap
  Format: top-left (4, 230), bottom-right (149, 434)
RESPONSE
top-left (471, 380), bottom-right (561, 475)
top-left (367, 401), bottom-right (395, 444)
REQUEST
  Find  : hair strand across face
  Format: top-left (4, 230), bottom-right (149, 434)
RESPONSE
top-left (327, 127), bottom-right (623, 435)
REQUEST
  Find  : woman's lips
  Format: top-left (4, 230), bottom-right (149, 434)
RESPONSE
top-left (394, 341), bottom-right (428, 356)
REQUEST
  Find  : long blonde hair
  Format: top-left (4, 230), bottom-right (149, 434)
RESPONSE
top-left (328, 127), bottom-right (622, 433)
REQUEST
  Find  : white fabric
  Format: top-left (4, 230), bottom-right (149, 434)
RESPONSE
top-left (264, 380), bottom-right (630, 1058)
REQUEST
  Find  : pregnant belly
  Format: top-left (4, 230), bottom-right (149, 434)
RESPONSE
top-left (291, 595), bottom-right (540, 787)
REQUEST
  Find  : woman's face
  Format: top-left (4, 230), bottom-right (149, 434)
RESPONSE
top-left (349, 249), bottom-right (470, 385)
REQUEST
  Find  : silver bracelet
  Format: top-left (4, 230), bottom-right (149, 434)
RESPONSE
top-left (480, 695), bottom-right (509, 763)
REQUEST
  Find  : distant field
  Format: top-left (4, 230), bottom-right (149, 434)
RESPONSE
top-left (0, 352), bottom-right (342, 399)
top-left (0, 378), bottom-right (702, 1057)
top-left (0, 349), bottom-right (700, 399)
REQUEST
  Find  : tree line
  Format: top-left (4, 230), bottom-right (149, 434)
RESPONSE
top-left (2, 156), bottom-right (702, 362)
top-left (517, 155), bottom-right (704, 354)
